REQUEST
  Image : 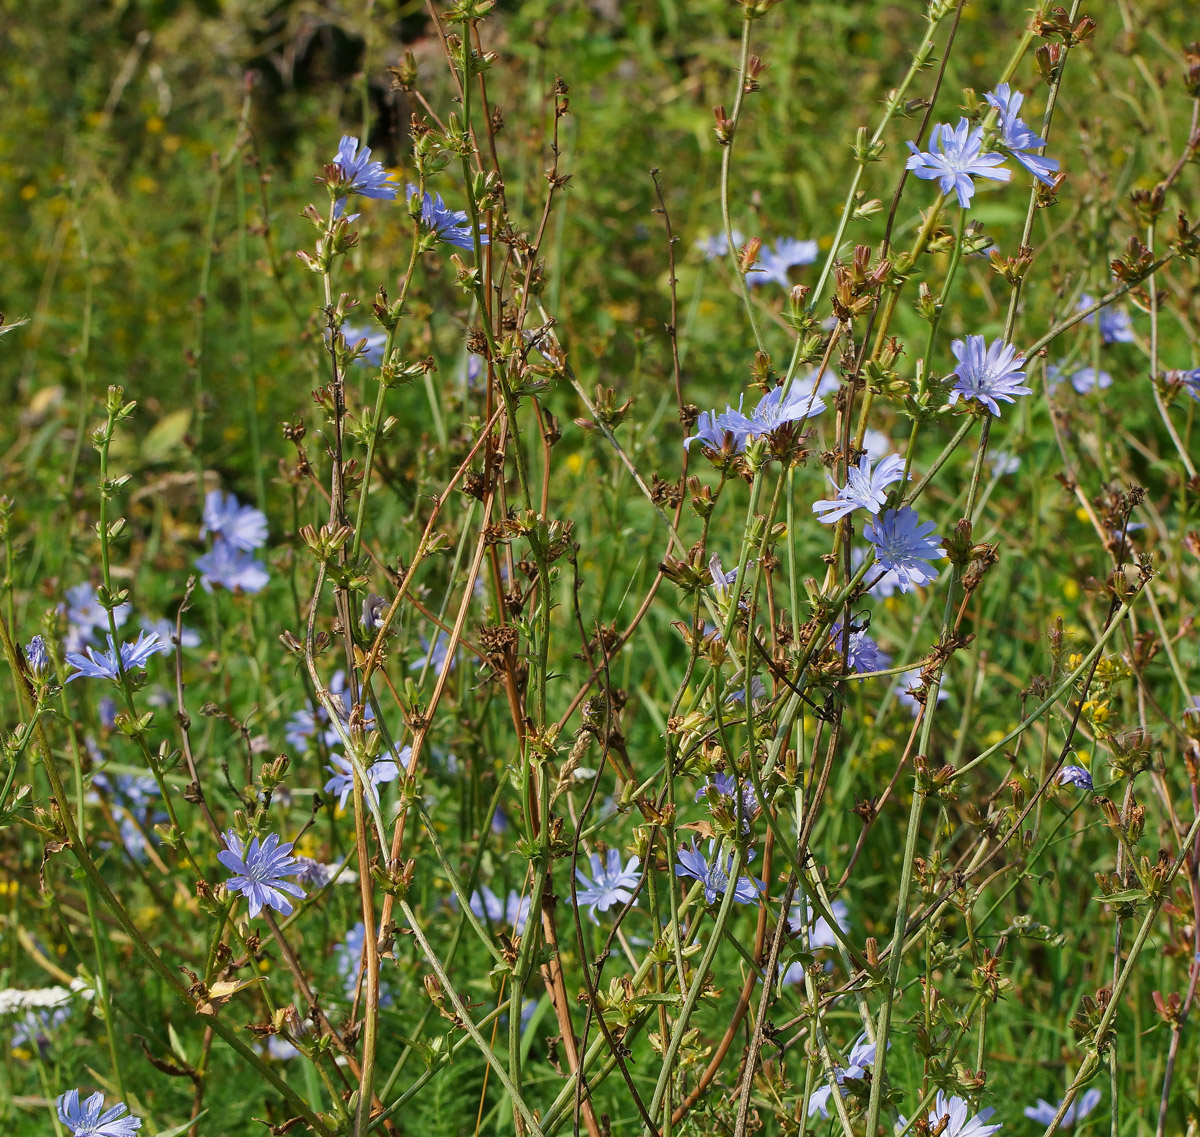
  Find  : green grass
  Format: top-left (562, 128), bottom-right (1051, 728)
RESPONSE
top-left (2, 1), bottom-right (1200, 1135)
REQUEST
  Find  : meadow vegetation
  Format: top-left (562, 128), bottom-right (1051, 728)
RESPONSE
top-left (2, 1), bottom-right (1200, 1135)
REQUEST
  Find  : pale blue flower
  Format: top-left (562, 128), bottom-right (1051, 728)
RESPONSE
top-left (949, 336), bottom-right (1032, 416)
top-left (864, 507), bottom-right (943, 594)
top-left (92, 770), bottom-right (163, 861)
top-left (407, 182), bottom-right (487, 249)
top-left (411, 631), bottom-right (456, 674)
top-left (787, 897), bottom-right (849, 949)
top-left (139, 618), bottom-right (200, 654)
top-left (808, 1033), bottom-right (884, 1118)
top-left (12, 1005), bottom-right (70, 1054)
top-left (24, 635), bottom-right (49, 679)
top-left (267, 1035), bottom-right (301, 1060)
top-left (1057, 765), bottom-right (1093, 791)
top-left (1175, 368), bottom-right (1200, 401)
top-left (829, 623), bottom-right (891, 674)
top-left (196, 539), bottom-right (269, 594)
top-left (748, 236), bottom-right (819, 288)
top-left (360, 594), bottom-right (386, 630)
top-left (896, 668), bottom-right (950, 716)
top-left (575, 849), bottom-right (641, 920)
top-left (696, 772), bottom-right (759, 833)
top-left (984, 83), bottom-right (1060, 185)
top-left (905, 119), bottom-right (1011, 207)
top-left (323, 746), bottom-right (411, 811)
top-left (901, 1092), bottom-right (1002, 1137)
top-left (65, 632), bottom-right (168, 683)
top-left (1024, 1088), bottom-right (1101, 1127)
top-left (64, 583), bottom-right (130, 648)
top-left (695, 229), bottom-right (744, 260)
top-left (816, 368), bottom-right (842, 398)
top-left (218, 830), bottom-right (306, 919)
top-left (332, 922), bottom-right (394, 1004)
top-left (340, 323), bottom-right (389, 367)
top-left (292, 857), bottom-right (355, 889)
top-left (987, 450), bottom-right (1021, 476)
top-left (466, 353), bottom-right (484, 387)
top-left (202, 490), bottom-right (268, 551)
top-left (98, 697), bottom-right (118, 728)
top-left (1068, 366), bottom-right (1113, 394)
top-left (683, 401), bottom-right (754, 453)
top-left (470, 886), bottom-right (531, 934)
top-left (56, 1089), bottom-right (141, 1137)
top-left (334, 921), bottom-right (366, 996)
top-left (862, 429), bottom-right (893, 458)
top-left (812, 453), bottom-right (907, 524)
top-left (724, 672), bottom-right (767, 706)
top-left (747, 384), bottom-right (826, 436)
top-left (675, 840), bottom-right (761, 906)
top-left (285, 708), bottom-right (319, 749)
top-left (851, 546), bottom-right (902, 599)
top-left (708, 553), bottom-right (750, 606)
top-left (1078, 294), bottom-right (1134, 344)
top-left (330, 135), bottom-right (398, 218)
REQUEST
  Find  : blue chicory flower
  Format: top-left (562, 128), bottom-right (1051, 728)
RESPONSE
top-left (684, 401), bottom-right (753, 453)
top-left (24, 635), bottom-right (49, 678)
top-left (987, 450), bottom-right (1021, 477)
top-left (339, 323), bottom-right (389, 367)
top-left (92, 770), bottom-right (164, 861)
top-left (1057, 765), bottom-right (1093, 791)
top-left (64, 583), bottom-right (131, 651)
top-left (329, 135), bottom-right (399, 218)
top-left (65, 632), bottom-right (168, 683)
top-left (695, 229), bottom-right (744, 260)
top-left (984, 83), bottom-right (1060, 185)
top-left (470, 886), bottom-right (531, 934)
top-left (196, 538), bottom-right (269, 594)
top-left (905, 119), bottom-right (1011, 207)
top-left (748, 236), bottom-right (819, 288)
top-left (1077, 294), bottom-right (1134, 344)
top-left (202, 490), bottom-right (268, 551)
top-left (410, 631), bottom-right (456, 674)
top-left (949, 335), bottom-right (1032, 416)
top-left (1067, 365), bottom-right (1113, 395)
top-left (746, 384), bottom-right (826, 435)
top-left (812, 453), bottom-right (907, 524)
top-left (218, 830), bottom-right (306, 919)
top-left (407, 182), bottom-right (488, 249)
top-left (574, 849), bottom-right (641, 921)
top-left (684, 384), bottom-right (824, 453)
top-left (139, 618), bottom-right (200, 654)
top-left (56, 1089), bottom-right (141, 1137)
top-left (900, 1092), bottom-right (1002, 1137)
top-left (696, 772), bottom-right (760, 834)
top-left (708, 553), bottom-right (751, 608)
top-left (787, 897), bottom-right (849, 950)
top-left (323, 746), bottom-right (411, 811)
top-left (828, 623), bottom-right (892, 674)
top-left (1024, 1088), bottom-right (1101, 1127)
top-left (895, 669), bottom-right (950, 717)
top-left (675, 840), bottom-right (761, 906)
top-left (862, 507), bottom-right (944, 594)
top-left (861, 428), bottom-right (893, 458)
top-left (1173, 368), bottom-right (1200, 401)
top-left (808, 1033), bottom-right (883, 1119)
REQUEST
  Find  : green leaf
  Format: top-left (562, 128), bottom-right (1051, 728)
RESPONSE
top-left (1092, 889), bottom-right (1145, 904)
top-left (154, 1110), bottom-right (207, 1137)
top-left (141, 408), bottom-right (192, 464)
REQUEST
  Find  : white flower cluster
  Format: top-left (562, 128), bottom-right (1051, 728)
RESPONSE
top-left (0, 977), bottom-right (93, 1015)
